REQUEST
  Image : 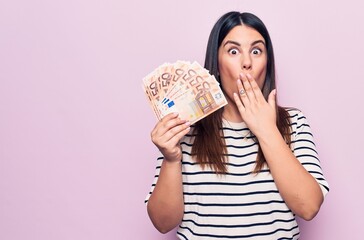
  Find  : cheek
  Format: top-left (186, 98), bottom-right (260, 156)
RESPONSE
top-left (256, 69), bottom-right (267, 89)
top-left (219, 59), bottom-right (240, 79)
top-left (254, 60), bottom-right (268, 88)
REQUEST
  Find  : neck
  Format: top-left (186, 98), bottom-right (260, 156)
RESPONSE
top-left (222, 97), bottom-right (243, 123)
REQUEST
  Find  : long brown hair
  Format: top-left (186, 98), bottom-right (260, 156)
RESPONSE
top-left (191, 12), bottom-right (292, 173)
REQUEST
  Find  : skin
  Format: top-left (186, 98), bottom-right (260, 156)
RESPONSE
top-left (147, 24), bottom-right (324, 233)
top-left (147, 113), bottom-right (188, 233)
top-left (218, 24), bottom-right (268, 123)
top-left (222, 25), bottom-right (324, 220)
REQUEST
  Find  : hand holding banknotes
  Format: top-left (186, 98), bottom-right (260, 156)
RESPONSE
top-left (144, 61), bottom-right (227, 161)
top-left (151, 112), bottom-right (191, 162)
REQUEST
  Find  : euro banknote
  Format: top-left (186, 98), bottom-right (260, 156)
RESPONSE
top-left (142, 61), bottom-right (227, 124)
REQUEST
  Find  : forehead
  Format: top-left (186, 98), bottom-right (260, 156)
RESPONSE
top-left (221, 24), bottom-right (265, 46)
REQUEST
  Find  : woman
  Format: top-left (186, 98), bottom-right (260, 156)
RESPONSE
top-left (145, 11), bottom-right (329, 239)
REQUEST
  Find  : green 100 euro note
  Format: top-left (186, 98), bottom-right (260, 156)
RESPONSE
top-left (142, 61), bottom-right (228, 124)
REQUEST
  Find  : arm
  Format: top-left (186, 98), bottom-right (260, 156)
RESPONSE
top-left (256, 126), bottom-right (323, 220)
top-left (234, 73), bottom-right (324, 220)
top-left (147, 160), bottom-right (184, 233)
top-left (147, 113), bottom-right (190, 233)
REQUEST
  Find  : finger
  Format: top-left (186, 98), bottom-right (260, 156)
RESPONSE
top-left (166, 123), bottom-right (191, 146)
top-left (239, 73), bottom-right (255, 101)
top-left (152, 112), bottom-right (184, 137)
top-left (158, 119), bottom-right (189, 140)
top-left (233, 92), bottom-right (246, 116)
top-left (236, 79), bottom-right (249, 106)
top-left (268, 89), bottom-right (277, 109)
top-left (165, 120), bottom-right (191, 142)
top-left (161, 112), bottom-right (180, 123)
top-left (236, 79), bottom-right (247, 100)
top-left (246, 73), bottom-right (264, 102)
top-left (151, 112), bottom-right (177, 136)
top-left (157, 121), bottom-right (191, 147)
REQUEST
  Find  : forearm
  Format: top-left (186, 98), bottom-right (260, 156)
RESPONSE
top-left (147, 160), bottom-right (184, 233)
top-left (257, 127), bottom-right (323, 220)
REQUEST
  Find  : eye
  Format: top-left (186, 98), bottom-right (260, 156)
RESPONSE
top-left (251, 48), bottom-right (262, 55)
top-left (228, 48), bottom-right (239, 55)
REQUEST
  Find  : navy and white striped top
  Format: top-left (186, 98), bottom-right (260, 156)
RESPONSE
top-left (145, 109), bottom-right (329, 239)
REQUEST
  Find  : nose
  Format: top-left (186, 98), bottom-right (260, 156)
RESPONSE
top-left (241, 53), bottom-right (252, 70)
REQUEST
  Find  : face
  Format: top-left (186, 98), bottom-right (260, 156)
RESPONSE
top-left (218, 24), bottom-right (267, 102)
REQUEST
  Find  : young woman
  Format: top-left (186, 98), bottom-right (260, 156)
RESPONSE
top-left (145, 11), bottom-right (329, 239)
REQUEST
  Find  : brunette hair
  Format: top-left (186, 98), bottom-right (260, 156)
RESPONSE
top-left (191, 11), bottom-right (292, 173)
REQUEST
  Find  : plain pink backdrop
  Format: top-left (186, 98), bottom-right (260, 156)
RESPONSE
top-left (1, 0), bottom-right (363, 239)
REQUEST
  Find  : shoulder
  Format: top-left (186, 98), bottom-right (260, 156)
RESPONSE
top-left (284, 107), bottom-right (307, 123)
top-left (283, 107), bottom-right (313, 136)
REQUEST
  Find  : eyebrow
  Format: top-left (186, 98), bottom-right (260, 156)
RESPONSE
top-left (223, 39), bottom-right (266, 47)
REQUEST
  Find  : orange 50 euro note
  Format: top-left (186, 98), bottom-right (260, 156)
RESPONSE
top-left (142, 61), bottom-right (227, 124)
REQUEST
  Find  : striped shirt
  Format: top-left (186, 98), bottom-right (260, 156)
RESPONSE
top-left (145, 109), bottom-right (329, 239)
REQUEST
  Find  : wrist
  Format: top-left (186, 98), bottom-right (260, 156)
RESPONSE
top-left (163, 158), bottom-right (182, 165)
top-left (255, 125), bottom-right (282, 145)
top-left (161, 159), bottom-right (182, 173)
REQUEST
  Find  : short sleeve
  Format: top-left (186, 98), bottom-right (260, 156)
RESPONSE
top-left (144, 155), bottom-right (164, 205)
top-left (289, 109), bottom-right (330, 197)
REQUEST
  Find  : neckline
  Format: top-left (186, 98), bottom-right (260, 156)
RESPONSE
top-left (222, 118), bottom-right (248, 129)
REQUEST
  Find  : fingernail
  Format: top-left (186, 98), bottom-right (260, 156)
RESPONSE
top-left (185, 121), bottom-right (191, 126)
top-left (246, 73), bottom-right (252, 78)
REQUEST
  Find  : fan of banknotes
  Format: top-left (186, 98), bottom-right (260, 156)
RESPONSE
top-left (142, 61), bottom-right (227, 124)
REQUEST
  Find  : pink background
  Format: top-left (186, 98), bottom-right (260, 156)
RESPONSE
top-left (0, 0), bottom-right (362, 239)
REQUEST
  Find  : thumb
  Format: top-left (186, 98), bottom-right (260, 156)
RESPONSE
top-left (268, 89), bottom-right (276, 108)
